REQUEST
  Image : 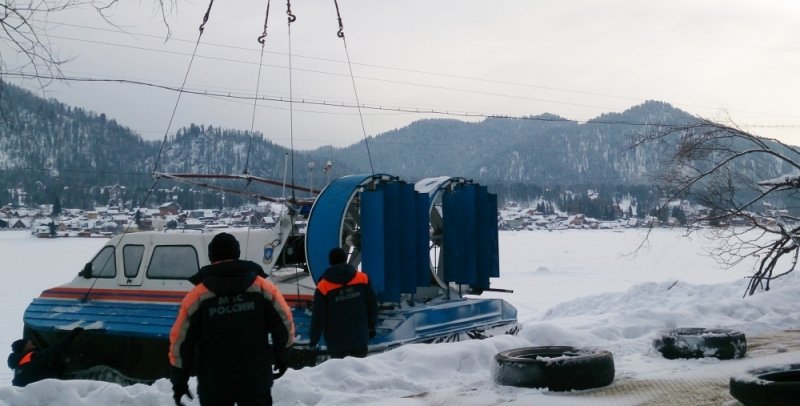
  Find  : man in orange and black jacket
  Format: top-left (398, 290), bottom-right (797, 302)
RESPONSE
top-left (169, 232), bottom-right (295, 406)
top-left (309, 247), bottom-right (378, 359)
top-left (7, 327), bottom-right (83, 387)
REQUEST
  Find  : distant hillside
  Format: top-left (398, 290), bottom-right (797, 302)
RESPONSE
top-left (309, 101), bottom-right (699, 185)
top-left (0, 82), bottom-right (155, 208)
top-left (1, 80), bottom-right (796, 211)
top-left (0, 82), bottom-right (356, 208)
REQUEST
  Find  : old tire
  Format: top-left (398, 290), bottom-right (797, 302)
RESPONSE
top-left (729, 363), bottom-right (800, 406)
top-left (653, 328), bottom-right (746, 360)
top-left (493, 346), bottom-right (614, 391)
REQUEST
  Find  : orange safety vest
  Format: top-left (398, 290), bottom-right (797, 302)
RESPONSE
top-left (317, 272), bottom-right (369, 296)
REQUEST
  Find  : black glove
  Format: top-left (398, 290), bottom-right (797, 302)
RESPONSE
top-left (170, 366), bottom-right (193, 406)
top-left (273, 349), bottom-right (290, 380)
top-left (369, 328), bottom-right (376, 339)
top-left (273, 361), bottom-right (288, 380)
top-left (172, 383), bottom-right (193, 406)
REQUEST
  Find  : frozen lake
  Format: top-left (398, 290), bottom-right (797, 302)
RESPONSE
top-left (1, 228), bottom-right (798, 405)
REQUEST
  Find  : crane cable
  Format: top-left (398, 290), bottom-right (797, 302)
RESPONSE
top-left (80, 179), bottom-right (160, 302)
top-left (242, 0), bottom-right (272, 264)
top-left (287, 0), bottom-right (297, 207)
top-left (333, 0), bottom-right (375, 174)
top-left (152, 0), bottom-right (215, 175)
top-left (245, 0), bottom-right (272, 176)
top-left (285, 0), bottom-right (303, 303)
top-left (81, 0), bottom-right (217, 302)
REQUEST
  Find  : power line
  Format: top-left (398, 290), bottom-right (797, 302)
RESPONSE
top-left (11, 28), bottom-right (800, 131)
top-left (6, 71), bottom-right (800, 131)
top-left (37, 20), bottom-right (646, 101)
top-left (36, 19), bottom-right (800, 122)
top-left (41, 33), bottom-right (625, 112)
top-left (0, 71), bottom-right (636, 125)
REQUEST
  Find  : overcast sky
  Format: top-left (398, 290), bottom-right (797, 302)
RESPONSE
top-left (3, 0), bottom-right (800, 150)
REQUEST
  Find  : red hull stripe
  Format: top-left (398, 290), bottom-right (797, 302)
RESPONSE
top-left (41, 288), bottom-right (186, 303)
top-left (280, 295), bottom-right (313, 305)
top-left (39, 287), bottom-right (312, 304)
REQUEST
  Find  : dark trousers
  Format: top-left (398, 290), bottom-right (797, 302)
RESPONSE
top-left (201, 391), bottom-right (272, 406)
top-left (329, 346), bottom-right (368, 359)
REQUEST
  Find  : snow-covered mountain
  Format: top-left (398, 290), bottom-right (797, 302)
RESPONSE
top-left (1, 80), bottom-right (794, 209)
top-left (323, 102), bottom-right (696, 185)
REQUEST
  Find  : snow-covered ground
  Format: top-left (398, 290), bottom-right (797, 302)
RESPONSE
top-left (1, 229), bottom-right (799, 405)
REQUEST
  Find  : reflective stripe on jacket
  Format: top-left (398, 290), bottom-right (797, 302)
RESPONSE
top-left (18, 352), bottom-right (33, 366)
top-left (317, 272), bottom-right (370, 295)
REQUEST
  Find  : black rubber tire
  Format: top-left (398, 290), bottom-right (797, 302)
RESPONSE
top-left (729, 363), bottom-right (800, 406)
top-left (494, 346), bottom-right (615, 391)
top-left (653, 327), bottom-right (746, 360)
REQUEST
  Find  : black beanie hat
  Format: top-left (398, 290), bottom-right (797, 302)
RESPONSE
top-left (208, 232), bottom-right (240, 262)
top-left (328, 247), bottom-right (347, 265)
top-left (11, 339), bottom-right (26, 353)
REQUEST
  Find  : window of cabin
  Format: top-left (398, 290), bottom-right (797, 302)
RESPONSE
top-left (123, 245), bottom-right (145, 278)
top-left (146, 245), bottom-right (199, 279)
top-left (90, 246), bottom-right (116, 278)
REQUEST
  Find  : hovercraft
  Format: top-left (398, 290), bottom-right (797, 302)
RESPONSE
top-left (21, 174), bottom-right (518, 383)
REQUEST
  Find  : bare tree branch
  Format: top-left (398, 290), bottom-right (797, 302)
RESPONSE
top-left (1, 0), bottom-right (175, 83)
top-left (637, 119), bottom-right (800, 296)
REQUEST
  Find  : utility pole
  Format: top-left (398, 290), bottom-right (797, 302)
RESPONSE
top-left (308, 162), bottom-right (316, 198)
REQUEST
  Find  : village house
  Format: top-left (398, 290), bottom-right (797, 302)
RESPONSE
top-left (10, 218), bottom-right (30, 229)
top-left (568, 214), bottom-right (586, 228)
top-left (159, 202), bottom-right (181, 216)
